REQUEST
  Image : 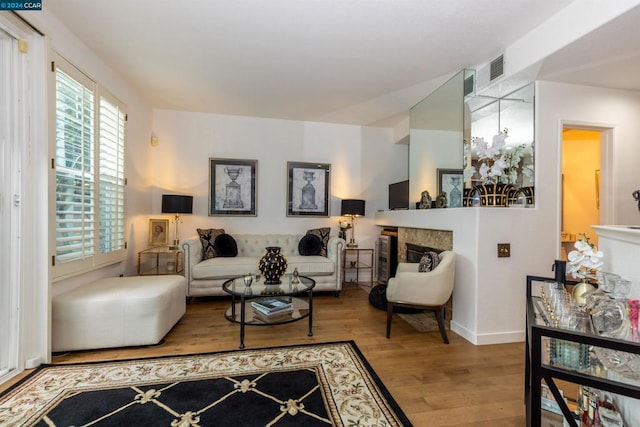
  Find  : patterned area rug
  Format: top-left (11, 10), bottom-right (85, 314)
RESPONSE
top-left (397, 311), bottom-right (440, 332)
top-left (0, 341), bottom-right (412, 427)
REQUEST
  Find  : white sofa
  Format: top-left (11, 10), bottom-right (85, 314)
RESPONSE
top-left (182, 234), bottom-right (345, 297)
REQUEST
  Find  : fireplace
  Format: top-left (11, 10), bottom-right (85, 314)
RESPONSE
top-left (405, 243), bottom-right (440, 263)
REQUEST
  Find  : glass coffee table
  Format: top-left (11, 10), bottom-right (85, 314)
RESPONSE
top-left (222, 274), bottom-right (315, 349)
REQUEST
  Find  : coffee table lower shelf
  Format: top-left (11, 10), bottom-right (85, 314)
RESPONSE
top-left (224, 297), bottom-right (313, 349)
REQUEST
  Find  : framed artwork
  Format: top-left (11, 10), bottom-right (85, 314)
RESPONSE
top-left (437, 168), bottom-right (464, 208)
top-left (148, 219), bottom-right (169, 246)
top-left (209, 158), bottom-right (257, 216)
top-left (287, 161), bottom-right (330, 217)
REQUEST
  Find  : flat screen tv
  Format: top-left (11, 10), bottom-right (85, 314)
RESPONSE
top-left (388, 180), bottom-right (409, 210)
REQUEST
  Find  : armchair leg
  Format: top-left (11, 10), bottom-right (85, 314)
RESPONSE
top-left (435, 305), bottom-right (449, 344)
top-left (386, 302), bottom-right (394, 338)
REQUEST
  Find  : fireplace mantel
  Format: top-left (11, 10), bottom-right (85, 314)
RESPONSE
top-left (593, 225), bottom-right (640, 298)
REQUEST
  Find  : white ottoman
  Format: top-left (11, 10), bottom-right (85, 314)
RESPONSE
top-left (52, 275), bottom-right (186, 352)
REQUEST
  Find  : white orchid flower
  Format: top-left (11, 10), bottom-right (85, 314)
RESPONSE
top-left (567, 237), bottom-right (604, 280)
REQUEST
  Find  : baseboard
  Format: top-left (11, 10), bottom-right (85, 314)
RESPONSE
top-left (25, 356), bottom-right (43, 369)
top-left (450, 321), bottom-right (525, 345)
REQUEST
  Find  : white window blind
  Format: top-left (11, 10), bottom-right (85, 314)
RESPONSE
top-left (53, 58), bottom-right (126, 278)
top-left (98, 94), bottom-right (126, 257)
top-left (54, 66), bottom-right (96, 265)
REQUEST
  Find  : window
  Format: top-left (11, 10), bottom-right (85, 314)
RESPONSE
top-left (53, 57), bottom-right (126, 278)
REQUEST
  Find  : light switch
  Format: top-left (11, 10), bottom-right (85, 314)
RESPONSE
top-left (497, 243), bottom-right (510, 258)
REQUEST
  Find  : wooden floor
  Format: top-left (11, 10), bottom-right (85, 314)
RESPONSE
top-left (1, 285), bottom-right (526, 426)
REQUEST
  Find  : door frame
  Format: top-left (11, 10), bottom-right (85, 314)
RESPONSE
top-left (559, 121), bottom-right (615, 250)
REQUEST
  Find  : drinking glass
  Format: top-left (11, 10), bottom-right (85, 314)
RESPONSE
top-left (613, 279), bottom-right (631, 299)
top-left (599, 272), bottom-right (621, 293)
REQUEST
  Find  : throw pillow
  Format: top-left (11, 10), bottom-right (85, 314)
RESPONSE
top-left (197, 228), bottom-right (225, 260)
top-left (418, 251), bottom-right (441, 273)
top-left (306, 227), bottom-right (330, 257)
top-left (298, 234), bottom-right (323, 256)
top-left (214, 233), bottom-right (238, 257)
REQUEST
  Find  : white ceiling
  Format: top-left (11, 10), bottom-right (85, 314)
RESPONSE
top-left (41, 0), bottom-right (639, 127)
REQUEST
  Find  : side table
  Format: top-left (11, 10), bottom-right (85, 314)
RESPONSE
top-left (138, 246), bottom-right (184, 275)
top-left (343, 248), bottom-right (374, 287)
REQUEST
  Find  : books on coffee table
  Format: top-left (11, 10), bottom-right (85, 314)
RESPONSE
top-left (251, 297), bottom-right (292, 315)
top-left (252, 309), bottom-right (292, 324)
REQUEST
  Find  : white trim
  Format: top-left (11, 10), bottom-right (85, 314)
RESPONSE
top-left (0, 14), bottom-right (49, 386)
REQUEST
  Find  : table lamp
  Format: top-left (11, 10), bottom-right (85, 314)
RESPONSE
top-left (341, 199), bottom-right (365, 248)
top-left (162, 194), bottom-right (193, 246)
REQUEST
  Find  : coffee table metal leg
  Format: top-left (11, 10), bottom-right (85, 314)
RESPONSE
top-left (308, 290), bottom-right (313, 337)
top-left (239, 295), bottom-right (246, 349)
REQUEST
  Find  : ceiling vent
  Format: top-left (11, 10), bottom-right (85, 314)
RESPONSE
top-left (476, 54), bottom-right (505, 92)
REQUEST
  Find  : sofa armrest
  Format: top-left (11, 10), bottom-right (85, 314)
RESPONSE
top-left (181, 236), bottom-right (202, 284)
top-left (327, 236), bottom-right (345, 264)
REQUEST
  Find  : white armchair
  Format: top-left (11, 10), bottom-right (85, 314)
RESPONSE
top-left (386, 251), bottom-right (455, 343)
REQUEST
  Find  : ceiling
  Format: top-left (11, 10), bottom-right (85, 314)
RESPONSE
top-left (41, 0), bottom-right (640, 127)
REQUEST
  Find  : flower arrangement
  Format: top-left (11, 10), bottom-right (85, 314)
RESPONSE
top-left (464, 128), bottom-right (534, 185)
top-left (567, 234), bottom-right (604, 281)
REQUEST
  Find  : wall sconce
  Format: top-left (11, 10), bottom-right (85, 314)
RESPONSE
top-left (150, 134), bottom-right (159, 147)
top-left (161, 194), bottom-right (193, 246)
top-left (341, 199), bottom-right (365, 248)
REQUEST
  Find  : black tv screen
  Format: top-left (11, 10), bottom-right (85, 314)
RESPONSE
top-left (388, 180), bottom-right (409, 210)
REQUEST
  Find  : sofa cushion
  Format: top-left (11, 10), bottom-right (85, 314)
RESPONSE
top-left (192, 257), bottom-right (258, 279)
top-left (298, 234), bottom-right (322, 256)
top-left (215, 233), bottom-right (238, 257)
top-left (306, 227), bottom-right (330, 257)
top-left (418, 251), bottom-right (441, 272)
top-left (286, 255), bottom-right (335, 275)
top-left (192, 255), bottom-right (335, 279)
top-left (197, 228), bottom-right (225, 260)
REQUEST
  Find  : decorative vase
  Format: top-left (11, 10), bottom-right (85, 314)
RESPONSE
top-left (473, 183), bottom-right (514, 207)
top-left (572, 280), bottom-right (596, 305)
top-left (507, 186), bottom-right (535, 206)
top-left (462, 188), bottom-right (478, 207)
top-left (258, 247), bottom-right (288, 285)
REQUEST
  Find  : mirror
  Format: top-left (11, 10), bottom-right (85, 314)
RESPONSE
top-left (464, 83), bottom-right (535, 200)
top-left (408, 70), bottom-right (472, 207)
top-left (408, 73), bottom-right (535, 209)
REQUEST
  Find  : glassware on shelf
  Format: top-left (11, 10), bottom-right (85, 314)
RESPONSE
top-left (629, 299), bottom-right (639, 343)
top-left (596, 271), bottom-right (621, 293)
top-left (591, 298), bottom-right (628, 338)
top-left (612, 279), bottom-right (631, 299)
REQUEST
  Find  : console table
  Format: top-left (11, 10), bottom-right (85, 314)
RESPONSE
top-left (138, 246), bottom-right (184, 275)
top-left (525, 275), bottom-right (640, 426)
top-left (343, 248), bottom-right (374, 287)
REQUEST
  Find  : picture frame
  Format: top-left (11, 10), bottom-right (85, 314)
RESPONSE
top-left (287, 161), bottom-right (330, 217)
top-left (148, 219), bottom-right (170, 246)
top-left (437, 168), bottom-right (464, 208)
top-left (209, 158), bottom-right (257, 216)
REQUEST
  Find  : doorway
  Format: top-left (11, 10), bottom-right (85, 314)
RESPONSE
top-left (560, 128), bottom-right (607, 259)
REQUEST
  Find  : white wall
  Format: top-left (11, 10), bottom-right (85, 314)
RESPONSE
top-left (409, 129), bottom-right (463, 203)
top-left (150, 110), bottom-right (398, 259)
top-left (537, 81), bottom-right (640, 238)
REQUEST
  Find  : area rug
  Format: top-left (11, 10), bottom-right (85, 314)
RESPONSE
top-left (397, 311), bottom-right (440, 332)
top-left (0, 341), bottom-right (412, 426)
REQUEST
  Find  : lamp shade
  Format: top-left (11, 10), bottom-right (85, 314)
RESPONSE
top-left (341, 199), bottom-right (365, 217)
top-left (161, 195), bottom-right (193, 214)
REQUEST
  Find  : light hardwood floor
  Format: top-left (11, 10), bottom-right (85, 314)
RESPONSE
top-left (2, 285), bottom-right (526, 426)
